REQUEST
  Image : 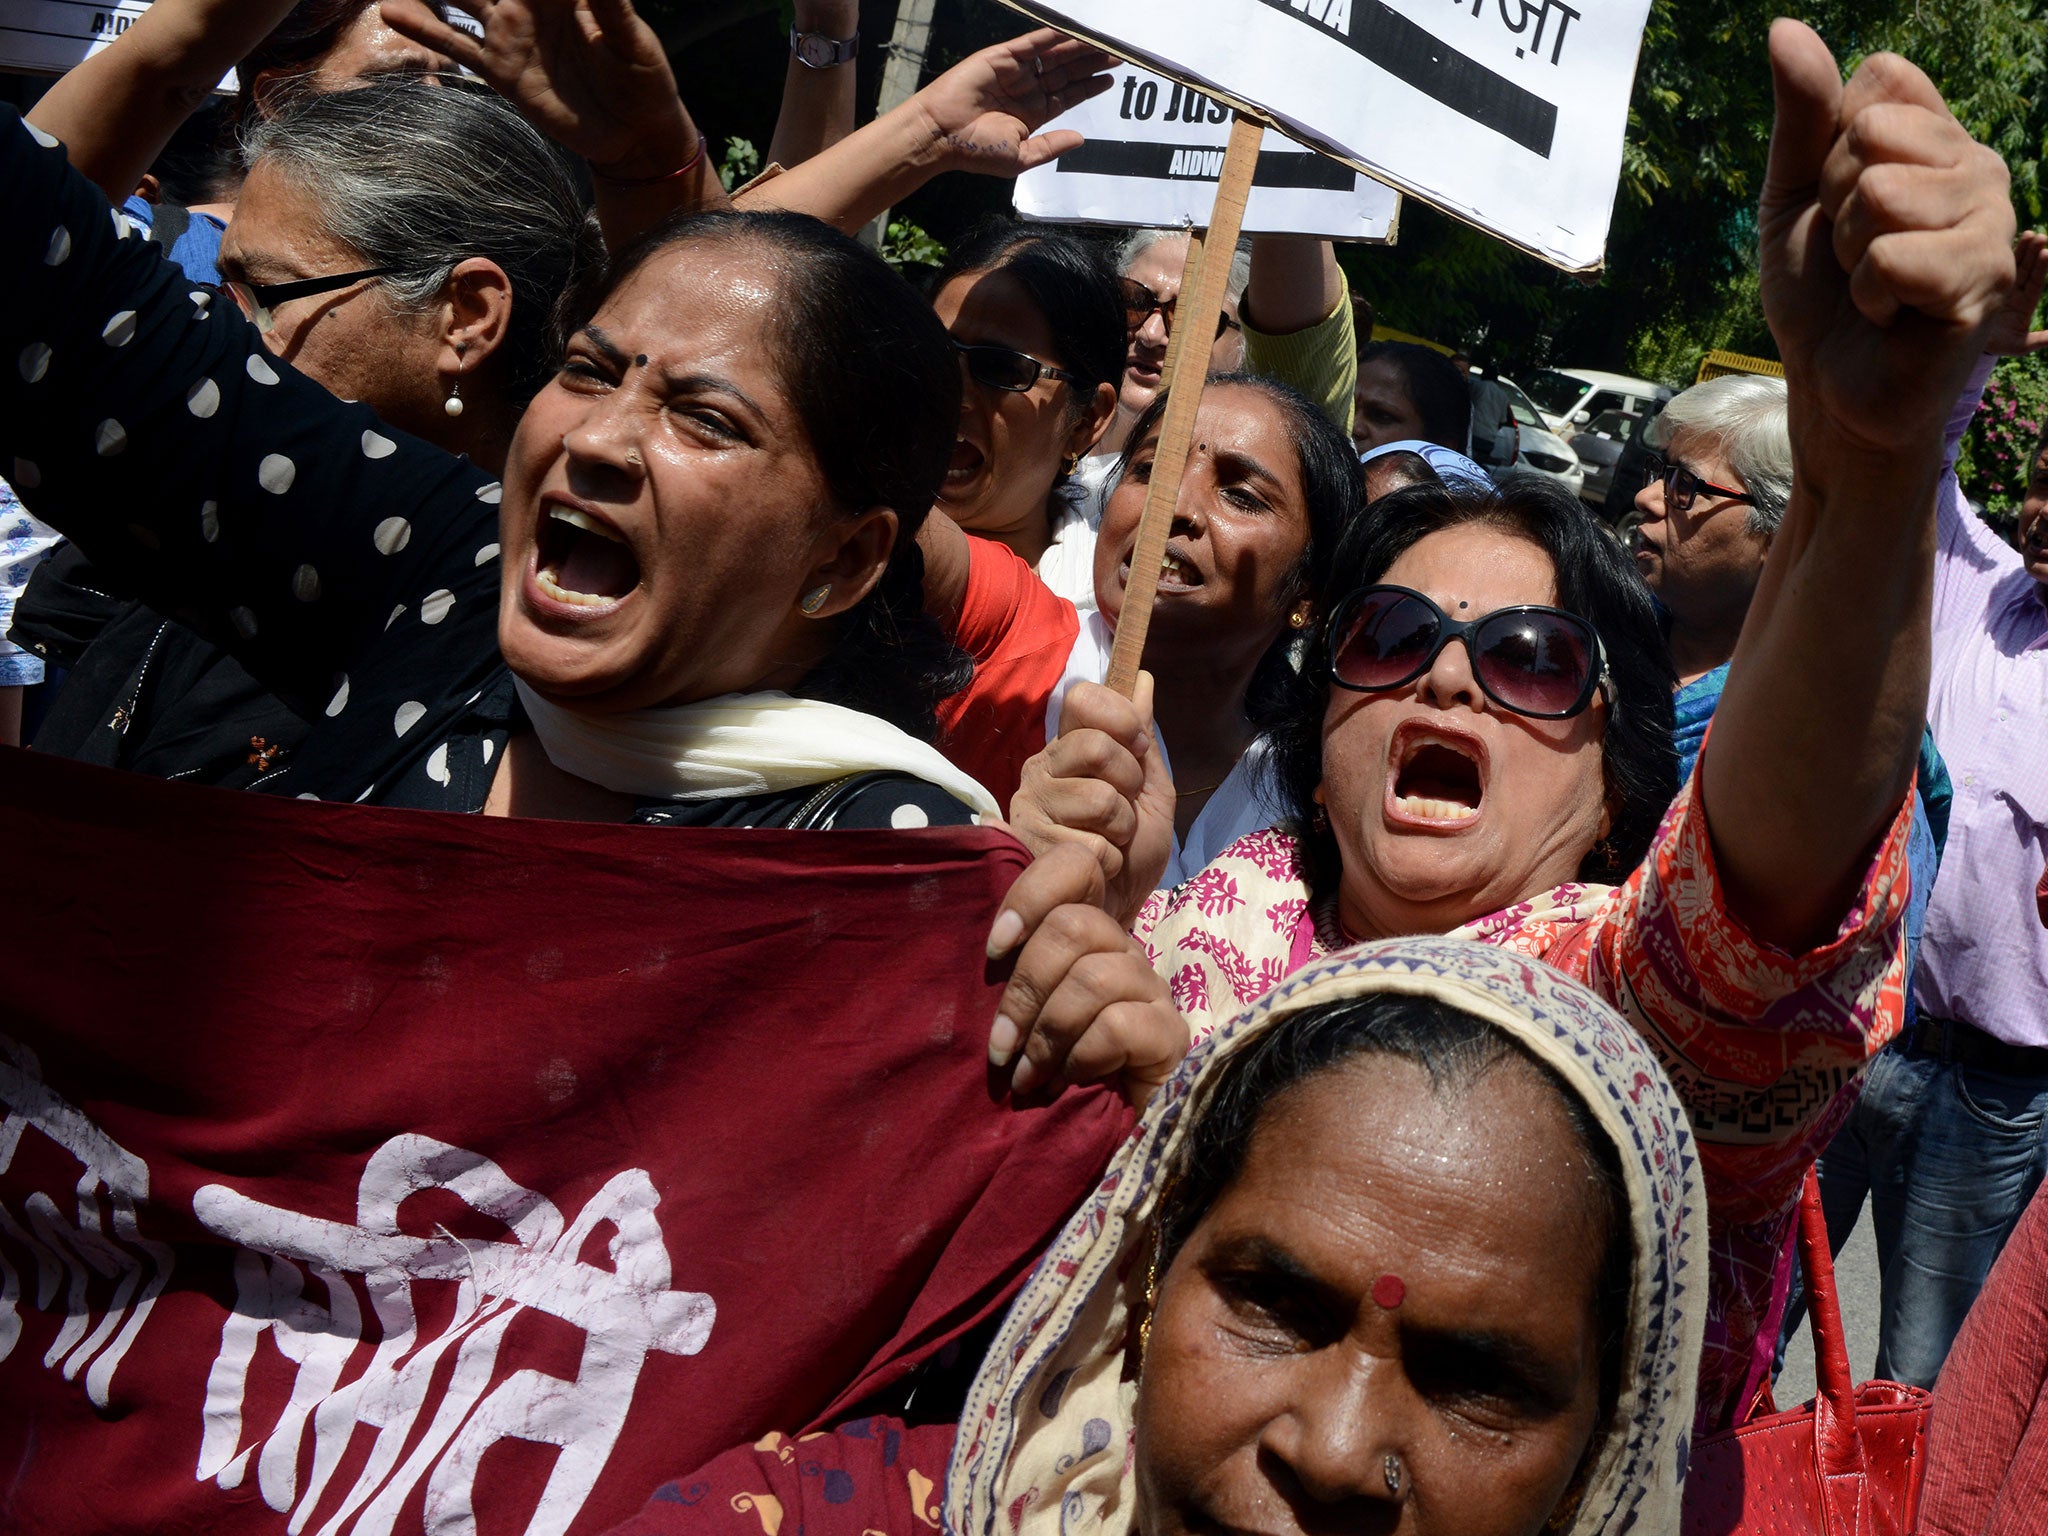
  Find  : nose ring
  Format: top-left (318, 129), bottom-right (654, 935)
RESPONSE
top-left (1383, 1453), bottom-right (1405, 1500)
top-left (625, 446), bottom-right (643, 469)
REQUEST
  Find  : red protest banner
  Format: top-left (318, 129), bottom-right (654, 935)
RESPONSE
top-left (0, 748), bottom-right (1130, 1535)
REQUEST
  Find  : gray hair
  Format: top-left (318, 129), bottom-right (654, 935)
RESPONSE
top-left (1649, 374), bottom-right (1792, 536)
top-left (242, 76), bottom-right (602, 402)
top-left (1116, 226), bottom-right (1254, 306)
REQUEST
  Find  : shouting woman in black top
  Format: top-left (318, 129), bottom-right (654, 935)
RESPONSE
top-left (1, 112), bottom-right (989, 830)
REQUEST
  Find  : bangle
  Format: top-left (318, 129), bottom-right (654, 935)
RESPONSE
top-left (591, 134), bottom-right (707, 189)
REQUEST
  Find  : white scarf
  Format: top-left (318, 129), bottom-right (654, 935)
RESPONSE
top-left (513, 680), bottom-right (1000, 819)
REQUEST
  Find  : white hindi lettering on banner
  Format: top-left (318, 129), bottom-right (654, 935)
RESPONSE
top-left (1001, 0), bottom-right (1653, 270)
top-left (0, 1036), bottom-right (716, 1536)
top-left (192, 1137), bottom-right (715, 1536)
top-left (1015, 64), bottom-right (1399, 241)
top-left (0, 1033), bottom-right (176, 1407)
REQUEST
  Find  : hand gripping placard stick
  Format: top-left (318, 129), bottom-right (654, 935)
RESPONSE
top-left (1103, 113), bottom-right (1263, 698)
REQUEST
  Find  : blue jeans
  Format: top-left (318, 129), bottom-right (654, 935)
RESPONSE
top-left (1779, 1043), bottom-right (2048, 1388)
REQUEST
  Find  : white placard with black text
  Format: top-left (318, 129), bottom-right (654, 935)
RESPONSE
top-left (1002, 0), bottom-right (1652, 271)
top-left (1015, 63), bottom-right (1399, 242)
top-left (0, 0), bottom-right (154, 76)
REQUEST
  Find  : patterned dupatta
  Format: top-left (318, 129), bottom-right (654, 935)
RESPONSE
top-left (943, 937), bottom-right (1708, 1536)
top-left (1132, 821), bottom-right (1620, 1040)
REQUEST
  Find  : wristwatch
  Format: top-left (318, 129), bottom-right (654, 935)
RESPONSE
top-left (790, 27), bottom-right (859, 69)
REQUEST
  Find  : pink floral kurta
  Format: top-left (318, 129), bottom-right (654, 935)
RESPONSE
top-left (1133, 771), bottom-right (1914, 1434)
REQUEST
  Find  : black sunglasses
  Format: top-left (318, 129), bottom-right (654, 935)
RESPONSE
top-left (1325, 585), bottom-right (1608, 720)
top-left (952, 339), bottom-right (1082, 394)
top-left (1659, 459), bottom-right (1753, 516)
top-left (210, 265), bottom-right (404, 333)
top-left (1120, 278), bottom-right (1238, 341)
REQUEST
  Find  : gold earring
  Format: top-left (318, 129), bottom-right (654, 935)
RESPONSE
top-left (1138, 1223), bottom-right (1164, 1359)
top-left (799, 585), bottom-right (831, 616)
top-left (1061, 451), bottom-right (1083, 477)
top-left (1288, 609), bottom-right (1311, 630)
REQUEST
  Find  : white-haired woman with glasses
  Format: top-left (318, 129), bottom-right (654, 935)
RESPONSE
top-left (1634, 372), bottom-right (1949, 994)
top-left (7, 73), bottom-right (602, 789)
top-left (1630, 375), bottom-right (1795, 711)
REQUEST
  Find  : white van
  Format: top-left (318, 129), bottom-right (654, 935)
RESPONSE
top-left (1522, 368), bottom-right (1664, 438)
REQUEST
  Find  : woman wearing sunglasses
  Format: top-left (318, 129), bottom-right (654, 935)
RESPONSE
top-left (924, 220), bottom-right (1123, 594)
top-left (988, 20), bottom-right (2021, 1434)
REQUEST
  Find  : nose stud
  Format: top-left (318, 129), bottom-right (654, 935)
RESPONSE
top-left (1383, 1453), bottom-right (1404, 1499)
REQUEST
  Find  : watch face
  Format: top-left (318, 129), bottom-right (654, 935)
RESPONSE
top-left (794, 31), bottom-right (851, 67)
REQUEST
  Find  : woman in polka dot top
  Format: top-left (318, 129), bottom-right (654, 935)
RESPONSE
top-left (0, 111), bottom-right (984, 832)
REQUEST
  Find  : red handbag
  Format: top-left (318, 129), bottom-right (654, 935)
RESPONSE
top-left (1682, 1169), bottom-right (1931, 1536)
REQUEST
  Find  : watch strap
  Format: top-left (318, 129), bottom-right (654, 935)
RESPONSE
top-left (790, 26), bottom-right (858, 68)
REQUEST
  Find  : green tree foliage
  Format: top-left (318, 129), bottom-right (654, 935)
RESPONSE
top-left (1956, 354), bottom-right (2048, 516)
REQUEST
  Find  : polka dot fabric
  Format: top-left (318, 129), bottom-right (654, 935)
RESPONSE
top-left (0, 112), bottom-right (973, 831)
top-left (0, 109), bottom-right (509, 809)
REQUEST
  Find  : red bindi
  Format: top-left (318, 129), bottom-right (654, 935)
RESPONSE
top-left (1372, 1274), bottom-right (1406, 1310)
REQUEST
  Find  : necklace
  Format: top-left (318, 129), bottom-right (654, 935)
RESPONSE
top-left (1176, 777), bottom-right (1228, 799)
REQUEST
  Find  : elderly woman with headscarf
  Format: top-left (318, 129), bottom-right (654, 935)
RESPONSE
top-left (979, 23), bottom-right (2020, 1432)
top-left (599, 937), bottom-right (1707, 1536)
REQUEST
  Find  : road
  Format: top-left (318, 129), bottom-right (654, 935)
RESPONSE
top-left (1769, 1199), bottom-right (1885, 1409)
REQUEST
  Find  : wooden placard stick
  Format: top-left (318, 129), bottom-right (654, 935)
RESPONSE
top-left (1104, 113), bottom-right (1263, 698)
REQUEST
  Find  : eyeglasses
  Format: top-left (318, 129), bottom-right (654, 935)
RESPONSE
top-left (1120, 278), bottom-right (1239, 341)
top-left (210, 265), bottom-right (404, 333)
top-left (1324, 585), bottom-right (1608, 720)
top-left (952, 339), bottom-right (1082, 394)
top-left (1658, 460), bottom-right (1753, 515)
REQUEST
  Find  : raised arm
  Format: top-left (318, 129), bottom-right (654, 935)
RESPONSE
top-left (738, 30), bottom-right (1113, 237)
top-left (766, 0), bottom-right (861, 169)
top-left (1239, 236), bottom-right (1355, 435)
top-left (1240, 237), bottom-right (1344, 336)
top-left (382, 0), bottom-right (727, 251)
top-left (1703, 21), bottom-right (2016, 950)
top-left (23, 0), bottom-right (301, 203)
top-left (0, 111), bottom-right (499, 732)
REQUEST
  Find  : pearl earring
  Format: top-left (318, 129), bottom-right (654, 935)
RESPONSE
top-left (444, 344), bottom-right (466, 418)
top-left (800, 585), bottom-right (831, 616)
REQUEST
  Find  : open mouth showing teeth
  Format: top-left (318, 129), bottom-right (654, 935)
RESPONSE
top-left (1393, 738), bottom-right (1483, 822)
top-left (535, 506), bottom-right (640, 607)
top-left (1121, 546), bottom-right (1203, 594)
top-left (944, 439), bottom-right (986, 489)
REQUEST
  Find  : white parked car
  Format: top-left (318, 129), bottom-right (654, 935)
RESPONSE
top-left (1521, 367), bottom-right (1665, 439)
top-left (1495, 374), bottom-right (1584, 498)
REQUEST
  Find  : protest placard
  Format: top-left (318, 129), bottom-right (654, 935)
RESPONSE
top-left (1001, 0), bottom-right (1653, 272)
top-left (1015, 62), bottom-right (1399, 242)
top-left (0, 1), bottom-right (480, 84)
top-left (0, 0), bottom-right (150, 76)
